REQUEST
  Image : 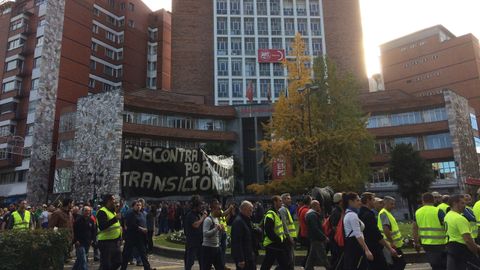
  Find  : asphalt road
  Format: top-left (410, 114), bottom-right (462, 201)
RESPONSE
top-left (64, 253), bottom-right (433, 269)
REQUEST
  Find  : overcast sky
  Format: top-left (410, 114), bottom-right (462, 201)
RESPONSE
top-left (144, 0), bottom-right (480, 77)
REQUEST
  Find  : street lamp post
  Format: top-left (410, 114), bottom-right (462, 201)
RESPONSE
top-left (297, 83), bottom-right (319, 137)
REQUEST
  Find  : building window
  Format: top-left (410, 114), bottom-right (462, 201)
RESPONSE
top-left (217, 79), bottom-right (229, 98)
top-left (216, 0), bottom-right (227, 14)
top-left (257, 18), bottom-right (268, 35)
top-left (104, 65), bottom-right (114, 76)
top-left (217, 17), bottom-right (228, 35)
top-left (243, 0), bottom-right (254, 15)
top-left (271, 18), bottom-right (282, 35)
top-left (118, 34), bottom-right (124, 44)
top-left (106, 31), bottom-right (116, 42)
top-left (432, 161), bottom-right (456, 181)
top-left (475, 137), bottom-right (480, 153)
top-left (257, 0), bottom-right (267, 15)
top-left (245, 38), bottom-right (255, 55)
top-left (272, 38), bottom-right (282, 50)
top-left (89, 78), bottom-right (95, 89)
top-left (311, 19), bottom-right (322, 36)
top-left (148, 44), bottom-right (157, 55)
top-left (0, 125), bottom-right (14, 137)
top-left (260, 79), bottom-right (270, 98)
top-left (245, 58), bottom-right (256, 76)
top-left (59, 112), bottom-right (76, 132)
top-left (284, 18), bottom-right (295, 36)
top-left (217, 58), bottom-right (229, 76)
top-left (298, 19), bottom-right (308, 35)
top-left (128, 2), bottom-right (134, 11)
top-left (296, 0), bottom-right (307, 15)
top-left (230, 17), bottom-right (241, 35)
top-left (312, 38), bottom-right (322, 55)
top-left (92, 24), bottom-right (99, 34)
top-left (393, 137), bottom-right (419, 150)
top-left (273, 63), bottom-right (284, 76)
top-left (107, 15), bottom-right (116, 26)
top-left (105, 48), bottom-right (115, 59)
top-left (7, 38), bottom-right (25, 51)
top-left (231, 58), bottom-right (242, 76)
top-left (28, 100), bottom-right (37, 114)
top-left (108, 0), bottom-right (115, 8)
top-left (102, 83), bottom-right (113, 91)
top-left (128, 20), bottom-right (135, 28)
top-left (424, 133), bottom-right (452, 150)
top-left (90, 60), bottom-right (96, 70)
top-left (231, 38), bottom-right (242, 55)
top-left (91, 42), bottom-right (98, 52)
top-left (259, 63), bottom-right (270, 76)
top-left (33, 57), bottom-right (41, 68)
top-left (371, 167), bottom-right (391, 184)
top-left (270, 0), bottom-right (281, 15)
top-left (53, 167), bottom-right (72, 194)
top-left (230, 0), bottom-right (240, 15)
top-left (471, 113), bottom-right (478, 130)
top-left (258, 38), bottom-right (269, 49)
top-left (244, 18), bottom-right (255, 35)
top-left (285, 38), bottom-right (294, 55)
top-left (93, 7), bottom-right (100, 16)
top-left (283, 0), bottom-right (294, 15)
top-left (36, 36), bottom-right (44, 47)
top-left (232, 80), bottom-right (243, 98)
top-left (117, 51), bottom-right (123, 60)
top-left (5, 59), bottom-right (22, 72)
top-left (217, 37), bottom-right (228, 55)
top-left (10, 19), bottom-right (24, 31)
top-left (147, 77), bottom-right (156, 88)
top-left (2, 80), bottom-right (20, 93)
top-left (309, 0), bottom-right (320, 16)
top-left (148, 61), bottom-right (156, 71)
top-left (31, 78), bottom-right (39, 90)
top-left (120, 2), bottom-right (125, 10)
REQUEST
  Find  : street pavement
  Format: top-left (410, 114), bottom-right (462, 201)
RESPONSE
top-left (64, 253), bottom-right (432, 269)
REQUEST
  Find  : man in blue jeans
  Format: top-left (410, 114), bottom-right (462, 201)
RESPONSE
top-left (73, 206), bottom-right (96, 270)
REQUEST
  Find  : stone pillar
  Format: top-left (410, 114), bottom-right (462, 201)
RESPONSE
top-left (71, 90), bottom-right (124, 203)
top-left (27, 0), bottom-right (66, 204)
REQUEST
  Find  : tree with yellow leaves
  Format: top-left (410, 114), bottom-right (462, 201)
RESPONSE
top-left (249, 33), bottom-right (374, 194)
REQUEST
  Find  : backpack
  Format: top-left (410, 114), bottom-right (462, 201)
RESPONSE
top-left (322, 216), bottom-right (332, 236)
top-left (333, 213), bottom-right (345, 247)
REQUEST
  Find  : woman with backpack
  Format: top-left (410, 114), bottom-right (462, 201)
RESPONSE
top-left (342, 192), bottom-right (374, 270)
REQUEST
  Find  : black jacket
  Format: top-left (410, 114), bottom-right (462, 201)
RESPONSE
top-left (124, 209), bottom-right (147, 243)
top-left (73, 215), bottom-right (96, 247)
top-left (358, 206), bottom-right (384, 250)
top-left (306, 210), bottom-right (326, 242)
top-left (231, 213), bottom-right (256, 264)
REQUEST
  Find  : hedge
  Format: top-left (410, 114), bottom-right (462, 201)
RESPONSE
top-left (0, 229), bottom-right (71, 270)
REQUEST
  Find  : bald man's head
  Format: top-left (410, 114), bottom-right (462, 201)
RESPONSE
top-left (310, 200), bottom-right (321, 212)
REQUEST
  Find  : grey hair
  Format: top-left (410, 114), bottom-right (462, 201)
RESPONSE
top-left (383, 196), bottom-right (395, 203)
top-left (239, 200), bottom-right (253, 210)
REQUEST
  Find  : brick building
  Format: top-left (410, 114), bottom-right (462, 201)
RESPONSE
top-left (0, 0), bottom-right (172, 204)
top-left (171, 0), bottom-right (366, 106)
top-left (380, 25), bottom-right (480, 122)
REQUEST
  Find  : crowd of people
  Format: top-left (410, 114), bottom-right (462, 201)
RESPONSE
top-left (3, 189), bottom-right (480, 270)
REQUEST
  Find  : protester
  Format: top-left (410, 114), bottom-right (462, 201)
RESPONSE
top-left (120, 200), bottom-right (154, 270)
top-left (1, 204), bottom-right (15, 230)
top-left (444, 194), bottom-right (480, 270)
top-left (278, 193), bottom-right (296, 269)
top-left (219, 202), bottom-right (234, 270)
top-left (297, 195), bottom-right (312, 268)
top-left (201, 199), bottom-right (225, 270)
top-left (463, 194), bottom-right (478, 241)
top-left (359, 192), bottom-right (396, 270)
top-left (378, 196), bottom-right (406, 270)
top-left (7, 200), bottom-right (33, 230)
top-left (473, 193), bottom-right (480, 244)
top-left (38, 204), bottom-right (49, 229)
top-left (146, 204), bottom-right (156, 253)
top-left (260, 195), bottom-right (289, 270)
top-left (97, 194), bottom-right (122, 270)
top-left (184, 195), bottom-right (207, 270)
top-left (432, 191), bottom-right (442, 207)
top-left (72, 206), bottom-right (96, 270)
top-left (413, 192), bottom-right (447, 270)
top-left (253, 201), bottom-right (265, 224)
top-left (372, 197), bottom-right (383, 219)
top-left (231, 200), bottom-right (257, 270)
top-left (304, 200), bottom-right (330, 270)
top-left (342, 192), bottom-right (373, 270)
top-left (438, 195), bottom-right (450, 214)
top-left (49, 198), bottom-right (74, 231)
top-left (329, 192), bottom-right (344, 269)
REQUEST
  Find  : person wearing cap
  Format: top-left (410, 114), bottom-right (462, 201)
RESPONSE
top-left (438, 195), bottom-right (450, 214)
top-left (39, 204), bottom-right (49, 229)
top-left (432, 192), bottom-right (442, 207)
top-left (372, 197), bottom-right (383, 219)
top-left (377, 196), bottom-right (406, 270)
top-left (359, 192), bottom-right (396, 270)
top-left (413, 192), bottom-right (447, 270)
top-left (7, 200), bottom-right (33, 230)
top-left (329, 192), bottom-right (344, 269)
top-left (444, 194), bottom-right (480, 269)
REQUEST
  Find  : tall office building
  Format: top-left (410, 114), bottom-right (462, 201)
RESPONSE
top-left (172, 0), bottom-right (366, 106)
top-left (0, 0), bottom-right (171, 203)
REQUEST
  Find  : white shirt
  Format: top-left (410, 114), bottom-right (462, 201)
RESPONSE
top-left (343, 209), bottom-right (365, 238)
top-left (39, 210), bottom-right (49, 224)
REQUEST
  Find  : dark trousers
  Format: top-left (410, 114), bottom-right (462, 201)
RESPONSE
top-left (304, 240), bottom-right (329, 270)
top-left (185, 245), bottom-right (202, 270)
top-left (147, 230), bottom-right (154, 252)
top-left (329, 239), bottom-right (343, 270)
top-left (236, 259), bottom-right (256, 270)
top-left (98, 239), bottom-right (122, 270)
top-left (298, 236), bottom-right (310, 268)
top-left (220, 232), bottom-right (227, 267)
top-left (121, 239), bottom-right (151, 270)
top-left (367, 247), bottom-right (389, 270)
top-left (424, 245), bottom-right (447, 270)
top-left (389, 248), bottom-right (406, 270)
top-left (446, 242), bottom-right (480, 270)
top-left (343, 237), bottom-right (367, 270)
top-left (260, 245), bottom-right (290, 270)
top-left (202, 246), bottom-right (224, 270)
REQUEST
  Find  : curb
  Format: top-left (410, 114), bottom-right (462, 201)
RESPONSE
top-left (152, 244), bottom-right (428, 265)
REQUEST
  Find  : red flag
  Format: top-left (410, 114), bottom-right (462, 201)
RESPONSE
top-left (246, 81), bottom-right (254, 103)
top-left (267, 84), bottom-right (272, 103)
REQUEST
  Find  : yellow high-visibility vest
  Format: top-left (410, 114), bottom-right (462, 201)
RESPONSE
top-left (263, 210), bottom-right (285, 247)
top-left (12, 210), bottom-right (30, 230)
top-left (415, 205), bottom-right (447, 245)
top-left (378, 208), bottom-right (403, 248)
top-left (97, 207), bottom-right (121, 241)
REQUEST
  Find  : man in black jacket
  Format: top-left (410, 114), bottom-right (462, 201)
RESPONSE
top-left (231, 200), bottom-right (258, 270)
top-left (73, 206), bottom-right (96, 269)
top-left (304, 200), bottom-right (330, 270)
top-left (358, 192), bottom-right (397, 270)
top-left (120, 200), bottom-right (154, 270)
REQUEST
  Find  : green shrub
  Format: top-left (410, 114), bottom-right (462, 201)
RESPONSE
top-left (0, 229), bottom-right (71, 270)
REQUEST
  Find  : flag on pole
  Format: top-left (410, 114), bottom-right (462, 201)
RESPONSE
top-left (246, 81), bottom-right (254, 103)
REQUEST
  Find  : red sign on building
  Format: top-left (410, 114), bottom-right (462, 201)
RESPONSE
top-left (272, 157), bottom-right (292, 180)
top-left (258, 49), bottom-right (286, 63)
